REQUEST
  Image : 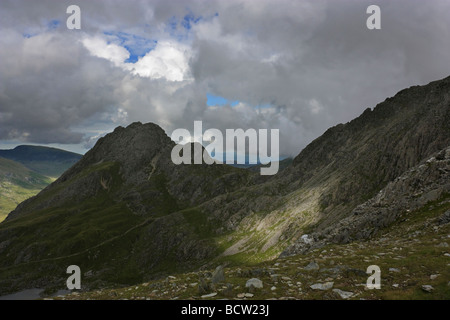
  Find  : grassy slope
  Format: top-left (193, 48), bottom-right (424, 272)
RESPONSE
top-left (59, 194), bottom-right (450, 300)
top-left (0, 161), bottom-right (186, 294)
top-left (0, 154), bottom-right (259, 295)
top-left (0, 158), bottom-right (53, 222)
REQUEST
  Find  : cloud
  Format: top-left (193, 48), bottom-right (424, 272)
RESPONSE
top-left (82, 35), bottom-right (130, 67)
top-left (130, 41), bottom-right (192, 81)
top-left (1, 0), bottom-right (450, 157)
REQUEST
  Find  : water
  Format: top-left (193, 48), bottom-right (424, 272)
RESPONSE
top-left (0, 288), bottom-right (71, 300)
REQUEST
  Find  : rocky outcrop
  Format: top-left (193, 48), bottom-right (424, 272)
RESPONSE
top-left (278, 76), bottom-right (450, 228)
top-left (281, 146), bottom-right (450, 256)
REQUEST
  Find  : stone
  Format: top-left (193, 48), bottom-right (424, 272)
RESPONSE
top-left (389, 268), bottom-right (401, 273)
top-left (201, 292), bottom-right (217, 298)
top-left (271, 286), bottom-right (276, 291)
top-left (245, 278), bottom-right (263, 289)
top-left (437, 210), bottom-right (450, 225)
top-left (211, 266), bottom-right (225, 284)
top-left (310, 282), bottom-right (334, 290)
top-left (222, 284), bottom-right (233, 298)
top-left (332, 288), bottom-right (354, 299)
top-left (345, 268), bottom-right (367, 278)
top-left (304, 262), bottom-right (320, 271)
top-left (244, 293), bottom-right (254, 298)
top-left (430, 274), bottom-right (439, 280)
top-left (300, 234), bottom-right (313, 244)
top-left (421, 285), bottom-right (434, 293)
top-left (270, 274), bottom-right (281, 281)
top-left (198, 277), bottom-right (214, 295)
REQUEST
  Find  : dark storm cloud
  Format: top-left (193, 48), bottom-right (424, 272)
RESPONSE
top-left (0, 29), bottom-right (124, 144)
top-left (0, 0), bottom-right (449, 156)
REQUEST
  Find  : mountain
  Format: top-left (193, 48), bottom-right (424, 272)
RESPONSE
top-left (0, 158), bottom-right (52, 222)
top-left (0, 146), bottom-right (82, 223)
top-left (0, 123), bottom-right (253, 293)
top-left (264, 79), bottom-right (449, 241)
top-left (0, 76), bottom-right (449, 296)
top-left (0, 145), bottom-right (82, 178)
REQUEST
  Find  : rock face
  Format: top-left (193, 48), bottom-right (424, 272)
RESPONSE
top-left (282, 146), bottom-right (450, 256)
top-left (0, 76), bottom-right (449, 295)
top-left (279, 76), bottom-right (450, 228)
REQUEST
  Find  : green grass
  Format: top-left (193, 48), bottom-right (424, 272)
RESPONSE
top-left (0, 160), bottom-right (151, 293)
top-left (0, 157), bottom-right (54, 222)
top-left (55, 193), bottom-right (450, 300)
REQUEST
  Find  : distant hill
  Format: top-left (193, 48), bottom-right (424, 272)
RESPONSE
top-left (229, 158), bottom-right (293, 172)
top-left (0, 145), bottom-right (82, 178)
top-left (0, 146), bottom-right (82, 222)
top-left (0, 157), bottom-right (52, 222)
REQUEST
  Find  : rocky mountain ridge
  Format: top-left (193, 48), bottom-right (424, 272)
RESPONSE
top-left (0, 76), bottom-right (449, 296)
top-left (281, 145), bottom-right (450, 256)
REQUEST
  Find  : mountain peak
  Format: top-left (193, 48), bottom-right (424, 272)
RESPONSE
top-left (78, 121), bottom-right (172, 169)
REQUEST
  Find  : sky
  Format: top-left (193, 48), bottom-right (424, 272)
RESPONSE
top-left (0, 0), bottom-right (450, 157)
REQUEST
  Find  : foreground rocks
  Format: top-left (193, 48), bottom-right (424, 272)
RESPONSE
top-left (54, 205), bottom-right (450, 300)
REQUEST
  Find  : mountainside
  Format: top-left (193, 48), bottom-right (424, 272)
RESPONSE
top-left (0, 76), bottom-right (449, 296)
top-left (0, 123), bottom-right (253, 293)
top-left (0, 158), bottom-right (52, 222)
top-left (278, 76), bottom-right (450, 226)
top-left (0, 145), bottom-right (82, 178)
top-left (281, 146), bottom-right (450, 257)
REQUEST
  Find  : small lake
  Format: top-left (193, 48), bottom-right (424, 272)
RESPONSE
top-left (0, 288), bottom-right (71, 300)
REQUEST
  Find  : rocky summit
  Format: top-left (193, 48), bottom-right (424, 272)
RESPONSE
top-left (0, 76), bottom-right (449, 298)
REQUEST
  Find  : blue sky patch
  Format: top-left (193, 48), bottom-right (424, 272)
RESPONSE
top-left (23, 19), bottom-right (60, 38)
top-left (104, 31), bottom-right (157, 63)
top-left (207, 93), bottom-right (239, 107)
top-left (47, 19), bottom-right (60, 30)
top-left (182, 13), bottom-right (202, 30)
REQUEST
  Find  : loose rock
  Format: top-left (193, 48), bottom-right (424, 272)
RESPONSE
top-left (332, 288), bottom-right (354, 299)
top-left (304, 262), bottom-right (320, 271)
top-left (211, 266), bottom-right (225, 284)
top-left (310, 282), bottom-right (334, 290)
top-left (245, 278), bottom-right (263, 289)
top-left (421, 285), bottom-right (434, 293)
